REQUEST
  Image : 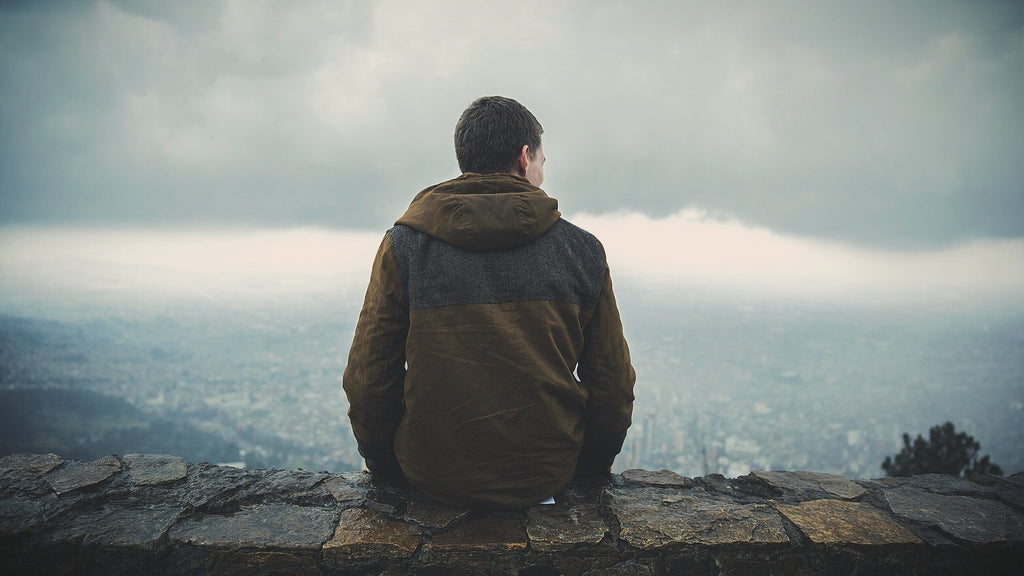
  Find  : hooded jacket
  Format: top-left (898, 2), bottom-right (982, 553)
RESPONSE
top-left (343, 172), bottom-right (635, 509)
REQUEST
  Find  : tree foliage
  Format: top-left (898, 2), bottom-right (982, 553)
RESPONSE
top-left (882, 421), bottom-right (1003, 477)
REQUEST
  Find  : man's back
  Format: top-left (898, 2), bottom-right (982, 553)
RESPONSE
top-left (343, 97), bottom-right (634, 508)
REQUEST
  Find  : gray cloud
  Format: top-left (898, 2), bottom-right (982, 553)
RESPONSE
top-left (1, 0), bottom-right (1021, 248)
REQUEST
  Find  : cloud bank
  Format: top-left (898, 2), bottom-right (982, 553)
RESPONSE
top-left (573, 211), bottom-right (1024, 306)
top-left (1, 0), bottom-right (1022, 248)
top-left (2, 219), bottom-right (1021, 315)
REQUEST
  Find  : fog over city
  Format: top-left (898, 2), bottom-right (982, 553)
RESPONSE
top-left (3, 221), bottom-right (1022, 477)
top-left (1, 1), bottom-right (1022, 477)
top-left (2, 220), bottom-right (1024, 308)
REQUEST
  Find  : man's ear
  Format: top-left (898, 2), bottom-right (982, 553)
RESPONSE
top-left (515, 144), bottom-right (531, 175)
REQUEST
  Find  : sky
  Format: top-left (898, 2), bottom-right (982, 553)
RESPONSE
top-left (1, 0), bottom-right (1023, 309)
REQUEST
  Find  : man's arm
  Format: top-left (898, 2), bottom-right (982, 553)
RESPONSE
top-left (342, 233), bottom-right (409, 479)
top-left (576, 269), bottom-right (636, 476)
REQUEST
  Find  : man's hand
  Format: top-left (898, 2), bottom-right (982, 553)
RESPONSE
top-left (359, 446), bottom-right (405, 482)
top-left (574, 427), bottom-right (627, 479)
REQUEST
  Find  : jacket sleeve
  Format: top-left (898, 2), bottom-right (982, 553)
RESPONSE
top-left (342, 233), bottom-right (409, 478)
top-left (575, 269), bottom-right (636, 475)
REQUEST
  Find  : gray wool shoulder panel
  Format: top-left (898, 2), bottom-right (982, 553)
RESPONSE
top-left (386, 219), bottom-right (607, 312)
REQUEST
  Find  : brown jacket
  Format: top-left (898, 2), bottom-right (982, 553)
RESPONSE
top-left (343, 173), bottom-right (635, 508)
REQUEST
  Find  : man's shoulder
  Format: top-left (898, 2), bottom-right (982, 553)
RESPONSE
top-left (384, 224), bottom-right (426, 248)
top-left (554, 217), bottom-right (598, 239)
top-left (549, 218), bottom-right (605, 254)
top-left (385, 223), bottom-right (415, 238)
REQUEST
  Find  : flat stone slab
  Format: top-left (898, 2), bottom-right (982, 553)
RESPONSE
top-left (250, 468), bottom-right (329, 496)
top-left (526, 501), bottom-right (608, 552)
top-left (0, 454), bottom-right (64, 497)
top-left (43, 504), bottom-right (181, 549)
top-left (750, 470), bottom-right (867, 500)
top-left (885, 487), bottom-right (1024, 544)
top-left (777, 499), bottom-right (920, 546)
top-left (621, 469), bottom-right (693, 488)
top-left (124, 453), bottom-right (188, 486)
top-left (404, 498), bottom-right (472, 532)
top-left (221, 468), bottom-right (333, 507)
top-left (609, 486), bottom-right (788, 549)
top-left (324, 507), bottom-right (422, 559)
top-left (169, 503), bottom-right (337, 549)
top-left (963, 473), bottom-right (1024, 513)
top-left (183, 463), bottom-right (260, 510)
top-left (428, 512), bottom-right (528, 553)
top-left (0, 496), bottom-right (51, 534)
top-left (905, 474), bottom-right (988, 495)
top-left (44, 455), bottom-right (121, 495)
top-left (990, 473), bottom-right (1024, 511)
top-left (1, 453), bottom-right (63, 479)
top-left (324, 475), bottom-right (362, 503)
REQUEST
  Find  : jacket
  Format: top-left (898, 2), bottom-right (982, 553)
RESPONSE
top-left (343, 172), bottom-right (635, 508)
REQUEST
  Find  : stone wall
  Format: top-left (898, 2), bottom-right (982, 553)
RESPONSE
top-left (2, 453), bottom-right (1022, 575)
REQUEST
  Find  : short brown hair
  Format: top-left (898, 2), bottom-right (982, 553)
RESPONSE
top-left (454, 96), bottom-right (543, 174)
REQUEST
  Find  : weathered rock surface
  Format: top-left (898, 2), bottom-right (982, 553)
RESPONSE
top-left (44, 504), bottom-right (182, 549)
top-left (884, 486), bottom-right (1024, 544)
top-left (1, 453), bottom-right (63, 480)
top-left (404, 498), bottom-right (472, 532)
top-left (749, 469), bottom-right (868, 500)
top-left (123, 453), bottom-right (188, 486)
top-left (169, 503), bottom-right (337, 549)
top-left (620, 468), bottom-right (692, 488)
top-left (609, 486), bottom-right (788, 549)
top-left (325, 507), bottom-right (422, 560)
top-left (428, 511), bottom-right (528, 553)
top-left (1, 453), bottom-right (1022, 575)
top-left (526, 501), bottom-right (608, 552)
top-left (44, 454), bottom-right (121, 495)
top-left (776, 499), bottom-right (919, 545)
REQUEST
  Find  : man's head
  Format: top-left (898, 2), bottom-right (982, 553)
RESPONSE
top-left (455, 96), bottom-right (545, 186)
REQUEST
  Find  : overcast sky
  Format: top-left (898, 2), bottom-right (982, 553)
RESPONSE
top-left (1, 0), bottom-right (1022, 250)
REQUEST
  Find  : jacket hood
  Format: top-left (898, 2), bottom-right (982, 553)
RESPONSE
top-left (395, 173), bottom-right (561, 251)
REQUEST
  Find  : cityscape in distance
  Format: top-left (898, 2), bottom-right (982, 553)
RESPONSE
top-left (3, 280), bottom-right (1021, 480)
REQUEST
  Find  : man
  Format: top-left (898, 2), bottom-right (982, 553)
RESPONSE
top-left (343, 96), bottom-right (635, 509)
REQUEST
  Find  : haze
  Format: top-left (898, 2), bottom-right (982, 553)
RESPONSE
top-left (1, 1), bottom-right (1022, 478)
top-left (2, 220), bottom-right (1023, 314)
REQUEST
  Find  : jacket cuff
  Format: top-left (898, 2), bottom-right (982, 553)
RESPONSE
top-left (357, 443), bottom-right (404, 480)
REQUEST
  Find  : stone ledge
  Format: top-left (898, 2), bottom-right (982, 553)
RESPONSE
top-left (1, 453), bottom-right (1022, 575)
